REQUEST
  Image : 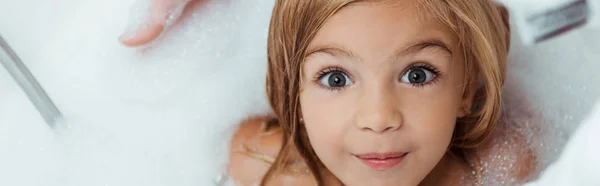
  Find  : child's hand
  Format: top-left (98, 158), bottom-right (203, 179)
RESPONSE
top-left (119, 0), bottom-right (195, 47)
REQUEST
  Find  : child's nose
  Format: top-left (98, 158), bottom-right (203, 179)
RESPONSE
top-left (354, 85), bottom-right (403, 134)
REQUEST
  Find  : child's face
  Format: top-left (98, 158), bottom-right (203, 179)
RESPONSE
top-left (300, 1), bottom-right (469, 185)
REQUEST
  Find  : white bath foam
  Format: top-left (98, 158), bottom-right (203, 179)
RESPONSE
top-left (0, 73), bottom-right (63, 186)
top-left (440, 2), bottom-right (600, 184)
top-left (0, 0), bottom-right (84, 65)
top-left (503, 19), bottom-right (600, 176)
top-left (0, 0), bottom-right (274, 185)
top-left (524, 99), bottom-right (600, 186)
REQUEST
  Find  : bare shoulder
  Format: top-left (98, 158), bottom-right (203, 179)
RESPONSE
top-left (227, 116), bottom-right (316, 186)
top-left (475, 119), bottom-right (539, 185)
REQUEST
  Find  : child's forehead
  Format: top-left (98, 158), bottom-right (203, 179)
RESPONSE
top-left (322, 0), bottom-right (458, 44)
top-left (306, 0), bottom-right (460, 61)
top-left (339, 0), bottom-right (455, 30)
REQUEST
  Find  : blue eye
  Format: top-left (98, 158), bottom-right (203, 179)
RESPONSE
top-left (319, 71), bottom-right (352, 88)
top-left (401, 67), bottom-right (436, 84)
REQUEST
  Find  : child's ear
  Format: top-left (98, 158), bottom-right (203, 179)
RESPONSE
top-left (458, 79), bottom-right (479, 118)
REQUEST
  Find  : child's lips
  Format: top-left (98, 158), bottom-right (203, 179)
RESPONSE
top-left (354, 152), bottom-right (409, 170)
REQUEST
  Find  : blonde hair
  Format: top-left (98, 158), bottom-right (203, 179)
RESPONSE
top-left (264, 0), bottom-right (510, 185)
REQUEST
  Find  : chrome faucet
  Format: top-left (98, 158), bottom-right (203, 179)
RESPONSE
top-left (0, 34), bottom-right (62, 128)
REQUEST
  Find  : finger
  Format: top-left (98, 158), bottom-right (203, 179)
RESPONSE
top-left (120, 23), bottom-right (164, 47)
top-left (120, 0), bottom-right (190, 47)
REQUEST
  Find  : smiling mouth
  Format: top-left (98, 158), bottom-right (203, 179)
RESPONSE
top-left (354, 152), bottom-right (409, 170)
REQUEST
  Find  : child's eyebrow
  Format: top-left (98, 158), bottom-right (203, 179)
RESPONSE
top-left (305, 45), bottom-right (359, 60)
top-left (304, 38), bottom-right (452, 62)
top-left (394, 39), bottom-right (453, 57)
